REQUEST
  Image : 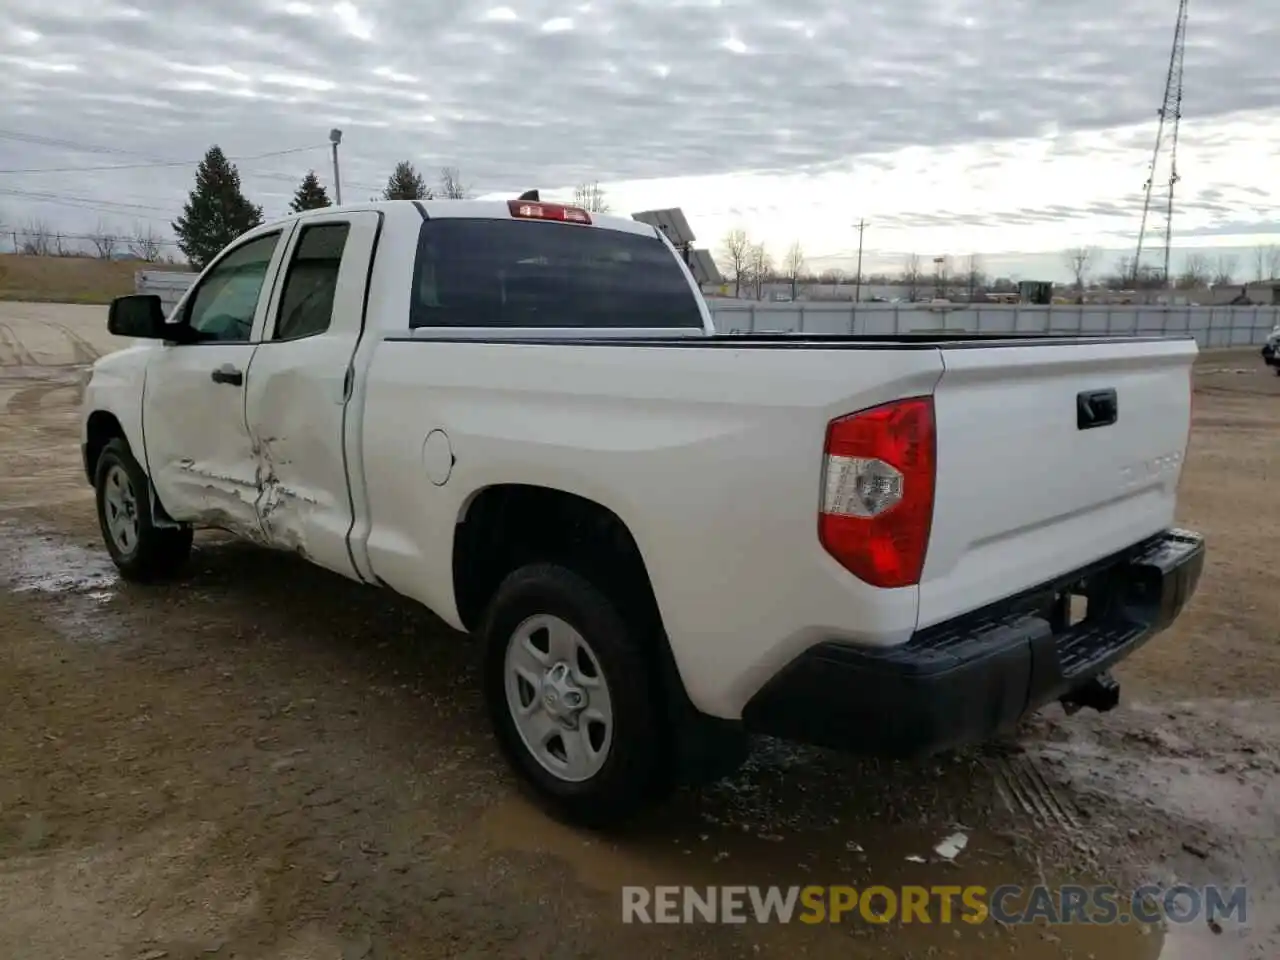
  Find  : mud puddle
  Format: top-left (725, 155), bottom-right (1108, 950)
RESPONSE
top-left (467, 706), bottom-right (1279, 957)
top-left (0, 523), bottom-right (122, 640)
top-left (1030, 700), bottom-right (1280, 958)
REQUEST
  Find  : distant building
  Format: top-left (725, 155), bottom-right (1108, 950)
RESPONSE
top-left (1205, 281), bottom-right (1280, 306)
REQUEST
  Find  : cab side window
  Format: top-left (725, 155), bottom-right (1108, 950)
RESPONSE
top-left (273, 223), bottom-right (351, 341)
top-left (184, 232), bottom-right (281, 342)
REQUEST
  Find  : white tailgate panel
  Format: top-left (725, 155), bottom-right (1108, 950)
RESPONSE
top-left (918, 338), bottom-right (1195, 629)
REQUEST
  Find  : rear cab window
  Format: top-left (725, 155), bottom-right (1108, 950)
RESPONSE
top-left (409, 218), bottom-right (704, 330)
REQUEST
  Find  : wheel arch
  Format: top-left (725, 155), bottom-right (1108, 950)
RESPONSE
top-left (451, 483), bottom-right (662, 637)
top-left (451, 482), bottom-right (748, 784)
top-left (84, 410), bottom-right (131, 483)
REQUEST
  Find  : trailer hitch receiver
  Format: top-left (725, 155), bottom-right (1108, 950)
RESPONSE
top-left (1060, 671), bottom-right (1121, 715)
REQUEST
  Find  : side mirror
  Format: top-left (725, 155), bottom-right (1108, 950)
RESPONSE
top-left (107, 294), bottom-right (168, 338)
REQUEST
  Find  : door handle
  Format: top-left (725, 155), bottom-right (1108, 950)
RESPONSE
top-left (1077, 388), bottom-right (1118, 429)
top-left (210, 364), bottom-right (244, 386)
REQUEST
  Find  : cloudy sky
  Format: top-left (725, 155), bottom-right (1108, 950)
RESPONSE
top-left (2, 0), bottom-right (1278, 281)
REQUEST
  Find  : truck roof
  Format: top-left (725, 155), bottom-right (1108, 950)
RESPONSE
top-left (269, 198), bottom-right (661, 239)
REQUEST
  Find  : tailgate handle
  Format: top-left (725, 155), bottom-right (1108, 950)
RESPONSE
top-left (1077, 389), bottom-right (1118, 430)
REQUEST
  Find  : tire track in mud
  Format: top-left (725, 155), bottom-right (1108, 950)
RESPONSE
top-left (0, 321), bottom-right (101, 413)
top-left (5, 375), bottom-right (86, 415)
top-left (984, 753), bottom-right (1081, 829)
top-left (43, 321), bottom-right (103, 366)
top-left (0, 322), bottom-right (39, 367)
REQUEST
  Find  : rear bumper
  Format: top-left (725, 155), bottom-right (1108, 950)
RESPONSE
top-left (742, 528), bottom-right (1205, 757)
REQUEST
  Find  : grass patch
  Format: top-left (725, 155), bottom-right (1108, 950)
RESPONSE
top-left (0, 254), bottom-right (189, 305)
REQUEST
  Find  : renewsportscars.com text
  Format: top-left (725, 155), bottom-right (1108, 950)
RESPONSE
top-left (621, 884), bottom-right (1248, 926)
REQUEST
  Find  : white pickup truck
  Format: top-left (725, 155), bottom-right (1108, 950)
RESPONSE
top-left (83, 198), bottom-right (1205, 825)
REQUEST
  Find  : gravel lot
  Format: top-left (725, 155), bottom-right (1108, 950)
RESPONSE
top-left (1, 302), bottom-right (1277, 960)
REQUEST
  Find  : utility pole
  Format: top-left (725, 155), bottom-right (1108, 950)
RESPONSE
top-left (1132, 0), bottom-right (1189, 287)
top-left (853, 219), bottom-right (866, 303)
top-left (329, 128), bottom-right (343, 205)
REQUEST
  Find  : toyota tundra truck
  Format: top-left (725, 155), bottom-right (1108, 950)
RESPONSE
top-left (81, 197), bottom-right (1205, 825)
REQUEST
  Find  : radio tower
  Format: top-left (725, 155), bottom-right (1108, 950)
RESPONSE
top-left (1132, 0), bottom-right (1189, 287)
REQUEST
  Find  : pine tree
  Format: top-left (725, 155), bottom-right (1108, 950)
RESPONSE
top-left (290, 170), bottom-right (331, 212)
top-left (172, 146), bottom-right (264, 269)
top-left (382, 161), bottom-right (431, 201)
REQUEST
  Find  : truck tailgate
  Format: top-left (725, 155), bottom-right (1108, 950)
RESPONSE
top-left (917, 337), bottom-right (1197, 629)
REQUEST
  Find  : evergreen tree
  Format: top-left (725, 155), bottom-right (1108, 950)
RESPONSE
top-left (172, 146), bottom-right (264, 269)
top-left (382, 161), bottom-right (431, 201)
top-left (290, 170), bottom-right (331, 212)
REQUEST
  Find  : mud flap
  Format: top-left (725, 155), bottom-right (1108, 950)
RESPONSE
top-left (148, 480), bottom-right (185, 529)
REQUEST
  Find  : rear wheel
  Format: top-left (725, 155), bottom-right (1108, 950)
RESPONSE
top-left (94, 438), bottom-right (192, 581)
top-left (482, 563), bottom-right (669, 826)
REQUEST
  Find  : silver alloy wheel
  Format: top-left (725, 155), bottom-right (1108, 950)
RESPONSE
top-left (102, 464), bottom-right (140, 555)
top-left (503, 613), bottom-right (614, 783)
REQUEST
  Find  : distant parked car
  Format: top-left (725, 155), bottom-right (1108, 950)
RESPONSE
top-left (1262, 325), bottom-right (1280, 374)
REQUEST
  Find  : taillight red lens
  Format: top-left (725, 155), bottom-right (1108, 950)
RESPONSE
top-left (819, 396), bottom-right (936, 589)
top-left (507, 199), bottom-right (592, 224)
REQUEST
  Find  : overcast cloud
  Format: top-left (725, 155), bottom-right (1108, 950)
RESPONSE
top-left (1, 0), bottom-right (1278, 276)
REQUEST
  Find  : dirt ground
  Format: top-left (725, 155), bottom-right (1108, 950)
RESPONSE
top-left (1, 303), bottom-right (1277, 960)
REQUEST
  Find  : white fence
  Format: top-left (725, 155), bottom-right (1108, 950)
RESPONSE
top-left (138, 271), bottom-right (1278, 348)
top-left (711, 302), bottom-right (1280, 348)
top-left (136, 271), bottom-right (196, 316)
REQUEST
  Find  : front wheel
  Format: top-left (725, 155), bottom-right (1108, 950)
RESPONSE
top-left (481, 563), bottom-right (670, 827)
top-left (94, 438), bottom-right (193, 581)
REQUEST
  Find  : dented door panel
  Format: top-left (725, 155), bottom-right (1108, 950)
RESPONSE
top-left (243, 212), bottom-right (381, 579)
top-left (142, 343), bottom-right (263, 537)
top-left (140, 225), bottom-right (295, 536)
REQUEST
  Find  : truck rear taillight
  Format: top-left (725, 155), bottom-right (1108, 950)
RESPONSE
top-left (819, 396), bottom-right (936, 589)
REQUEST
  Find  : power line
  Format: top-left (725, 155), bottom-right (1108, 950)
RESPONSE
top-left (5, 227), bottom-right (182, 247)
top-left (0, 188), bottom-right (175, 224)
top-left (0, 187), bottom-right (170, 212)
top-left (0, 143), bottom-right (328, 175)
top-left (0, 126), bottom-right (596, 202)
top-left (0, 128), bottom-right (145, 159)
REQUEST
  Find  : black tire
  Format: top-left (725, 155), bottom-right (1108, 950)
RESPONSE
top-left (481, 563), bottom-right (669, 827)
top-left (93, 437), bottom-right (193, 582)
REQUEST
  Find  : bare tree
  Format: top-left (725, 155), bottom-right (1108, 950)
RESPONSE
top-left (963, 253), bottom-right (985, 301)
top-left (812, 267), bottom-right (844, 299)
top-left (572, 181), bottom-right (609, 213)
top-left (783, 241), bottom-right (805, 301)
top-left (438, 166), bottom-right (468, 199)
top-left (1176, 252), bottom-right (1211, 289)
top-left (1252, 244), bottom-right (1280, 282)
top-left (1063, 246), bottom-right (1095, 297)
top-left (747, 243), bottom-right (773, 300)
top-left (902, 253), bottom-right (922, 301)
top-left (19, 219), bottom-right (54, 256)
top-left (1106, 255), bottom-right (1135, 291)
top-left (719, 228), bottom-right (751, 298)
top-left (90, 220), bottom-right (120, 259)
top-left (128, 223), bottom-right (163, 262)
top-left (1212, 254), bottom-right (1238, 286)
